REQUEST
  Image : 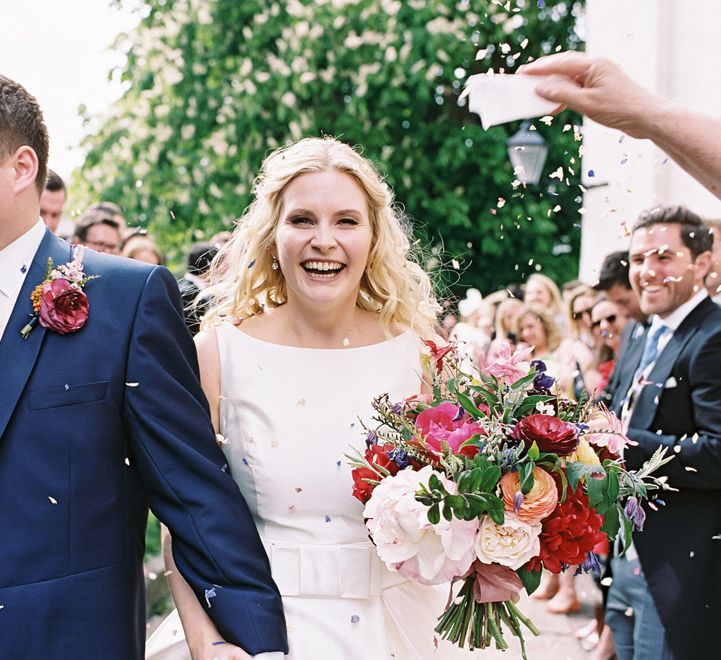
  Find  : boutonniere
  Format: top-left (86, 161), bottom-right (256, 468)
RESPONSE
top-left (21, 248), bottom-right (98, 339)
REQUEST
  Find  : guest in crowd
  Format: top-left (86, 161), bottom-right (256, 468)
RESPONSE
top-left (39, 169), bottom-right (66, 235)
top-left (593, 250), bottom-right (646, 407)
top-left (593, 251), bottom-right (645, 325)
top-left (589, 297), bottom-right (627, 398)
top-left (72, 208), bottom-right (122, 255)
top-left (524, 273), bottom-right (567, 334)
top-left (605, 205), bottom-right (721, 658)
top-left (178, 242), bottom-right (218, 335)
top-left (450, 287), bottom-right (492, 367)
top-left (85, 200), bottom-right (127, 236)
top-left (704, 218), bottom-right (721, 303)
top-left (121, 230), bottom-right (164, 265)
top-left (565, 285), bottom-right (599, 396)
top-left (486, 296), bottom-right (523, 360)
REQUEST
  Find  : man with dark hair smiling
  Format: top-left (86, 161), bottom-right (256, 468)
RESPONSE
top-left (606, 205), bottom-right (721, 659)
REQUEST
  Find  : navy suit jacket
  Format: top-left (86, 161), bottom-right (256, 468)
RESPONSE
top-left (611, 297), bottom-right (721, 657)
top-left (0, 232), bottom-right (287, 658)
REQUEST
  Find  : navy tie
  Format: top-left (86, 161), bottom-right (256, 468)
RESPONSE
top-left (636, 324), bottom-right (669, 378)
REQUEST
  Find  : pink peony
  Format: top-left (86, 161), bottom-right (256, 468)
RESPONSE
top-left (415, 402), bottom-right (483, 456)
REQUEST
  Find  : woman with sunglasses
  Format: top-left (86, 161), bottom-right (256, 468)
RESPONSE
top-left (590, 298), bottom-right (628, 393)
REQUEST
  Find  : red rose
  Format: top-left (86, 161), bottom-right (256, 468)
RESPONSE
top-left (351, 443), bottom-right (400, 504)
top-left (415, 402), bottom-right (483, 457)
top-left (512, 414), bottom-right (578, 457)
top-left (39, 279), bottom-right (89, 334)
top-left (528, 485), bottom-right (606, 574)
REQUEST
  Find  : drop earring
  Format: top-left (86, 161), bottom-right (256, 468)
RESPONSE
top-left (271, 257), bottom-right (279, 271)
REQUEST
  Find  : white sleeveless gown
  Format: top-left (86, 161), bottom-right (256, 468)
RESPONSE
top-left (146, 323), bottom-right (478, 659)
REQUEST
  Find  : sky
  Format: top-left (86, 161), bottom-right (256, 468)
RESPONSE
top-left (0, 1), bottom-right (141, 178)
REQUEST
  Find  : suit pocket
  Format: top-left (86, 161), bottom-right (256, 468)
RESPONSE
top-left (28, 381), bottom-right (110, 411)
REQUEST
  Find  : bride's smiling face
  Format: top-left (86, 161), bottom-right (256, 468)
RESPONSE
top-left (274, 168), bottom-right (372, 310)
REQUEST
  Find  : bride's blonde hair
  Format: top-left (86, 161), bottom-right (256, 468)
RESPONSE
top-left (201, 137), bottom-right (440, 337)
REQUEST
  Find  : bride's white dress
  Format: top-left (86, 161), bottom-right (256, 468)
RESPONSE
top-left (146, 323), bottom-right (478, 659)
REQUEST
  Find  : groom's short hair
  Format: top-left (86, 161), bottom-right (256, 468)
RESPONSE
top-left (0, 75), bottom-right (49, 195)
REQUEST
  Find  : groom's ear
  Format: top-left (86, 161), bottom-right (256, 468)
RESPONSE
top-left (11, 146), bottom-right (39, 197)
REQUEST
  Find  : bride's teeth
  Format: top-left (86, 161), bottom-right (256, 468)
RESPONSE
top-left (304, 261), bottom-right (342, 271)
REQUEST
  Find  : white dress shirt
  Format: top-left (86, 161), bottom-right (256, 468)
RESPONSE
top-left (0, 220), bottom-right (46, 341)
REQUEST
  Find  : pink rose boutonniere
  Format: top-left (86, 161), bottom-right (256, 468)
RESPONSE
top-left (21, 248), bottom-right (97, 339)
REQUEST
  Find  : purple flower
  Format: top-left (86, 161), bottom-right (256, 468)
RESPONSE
top-left (387, 447), bottom-right (410, 469)
top-left (530, 359), bottom-right (547, 373)
top-left (624, 496), bottom-right (646, 531)
top-left (365, 432), bottom-right (378, 449)
top-left (513, 491), bottom-right (524, 513)
top-left (578, 552), bottom-right (602, 575)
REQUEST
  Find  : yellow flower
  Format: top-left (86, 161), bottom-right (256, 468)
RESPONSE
top-left (567, 438), bottom-right (601, 466)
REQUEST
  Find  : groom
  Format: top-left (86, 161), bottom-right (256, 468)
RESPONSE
top-left (0, 76), bottom-right (287, 657)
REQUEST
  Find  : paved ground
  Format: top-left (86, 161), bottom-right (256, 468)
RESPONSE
top-left (480, 573), bottom-right (599, 659)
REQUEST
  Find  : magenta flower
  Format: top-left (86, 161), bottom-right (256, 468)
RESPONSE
top-left (415, 402), bottom-right (483, 456)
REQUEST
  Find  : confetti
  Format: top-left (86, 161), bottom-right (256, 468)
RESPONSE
top-left (351, 615), bottom-right (360, 623)
top-left (49, 496), bottom-right (58, 505)
top-left (685, 466), bottom-right (698, 472)
top-left (124, 457), bottom-right (131, 466)
top-left (216, 433), bottom-right (229, 445)
top-left (325, 515), bottom-right (332, 522)
top-left (248, 259), bottom-right (256, 268)
top-left (690, 551), bottom-right (695, 558)
top-left (295, 487), bottom-right (303, 493)
top-left (624, 607), bottom-right (633, 617)
top-left (600, 577), bottom-right (613, 587)
top-left (343, 338), bottom-right (350, 347)
top-left (64, 384), bottom-right (69, 391)
top-left (126, 382), bottom-right (139, 388)
top-left (587, 169), bottom-right (595, 178)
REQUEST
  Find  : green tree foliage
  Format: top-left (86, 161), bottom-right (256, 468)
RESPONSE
top-left (77, 0), bottom-right (584, 293)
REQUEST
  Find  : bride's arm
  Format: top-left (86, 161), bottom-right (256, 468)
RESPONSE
top-left (161, 328), bottom-right (250, 660)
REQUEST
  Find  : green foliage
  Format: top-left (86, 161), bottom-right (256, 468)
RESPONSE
top-left (144, 511), bottom-right (161, 560)
top-left (76, 0), bottom-right (585, 290)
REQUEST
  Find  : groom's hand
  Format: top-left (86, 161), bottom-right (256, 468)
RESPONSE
top-left (192, 640), bottom-right (250, 660)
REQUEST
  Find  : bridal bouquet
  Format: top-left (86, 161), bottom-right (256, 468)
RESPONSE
top-left (349, 341), bottom-right (673, 657)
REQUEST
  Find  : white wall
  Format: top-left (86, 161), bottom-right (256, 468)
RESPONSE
top-left (579, 0), bottom-right (721, 283)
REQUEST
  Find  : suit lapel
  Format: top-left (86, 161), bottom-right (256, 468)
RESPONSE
top-left (0, 231), bottom-right (73, 439)
top-left (610, 325), bottom-right (646, 413)
top-left (629, 298), bottom-right (714, 430)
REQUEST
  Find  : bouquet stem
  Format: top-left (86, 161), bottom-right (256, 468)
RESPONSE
top-left (435, 576), bottom-right (538, 659)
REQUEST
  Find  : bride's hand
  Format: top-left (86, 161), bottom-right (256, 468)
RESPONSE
top-left (192, 639), bottom-right (251, 660)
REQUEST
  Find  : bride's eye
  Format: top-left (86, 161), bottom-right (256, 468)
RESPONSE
top-left (290, 216), bottom-right (312, 225)
top-left (339, 217), bottom-right (358, 225)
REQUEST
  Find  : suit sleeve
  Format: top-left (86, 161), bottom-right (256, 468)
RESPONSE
top-left (628, 329), bottom-right (721, 490)
top-left (122, 266), bottom-right (288, 655)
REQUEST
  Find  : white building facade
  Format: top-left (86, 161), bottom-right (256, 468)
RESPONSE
top-left (579, 0), bottom-right (721, 282)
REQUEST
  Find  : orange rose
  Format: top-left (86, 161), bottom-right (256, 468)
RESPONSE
top-left (500, 467), bottom-right (559, 524)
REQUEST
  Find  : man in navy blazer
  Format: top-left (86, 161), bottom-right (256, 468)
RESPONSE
top-left (606, 205), bottom-right (721, 659)
top-left (0, 78), bottom-right (287, 657)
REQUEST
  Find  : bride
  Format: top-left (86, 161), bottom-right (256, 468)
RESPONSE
top-left (146, 137), bottom-right (478, 659)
